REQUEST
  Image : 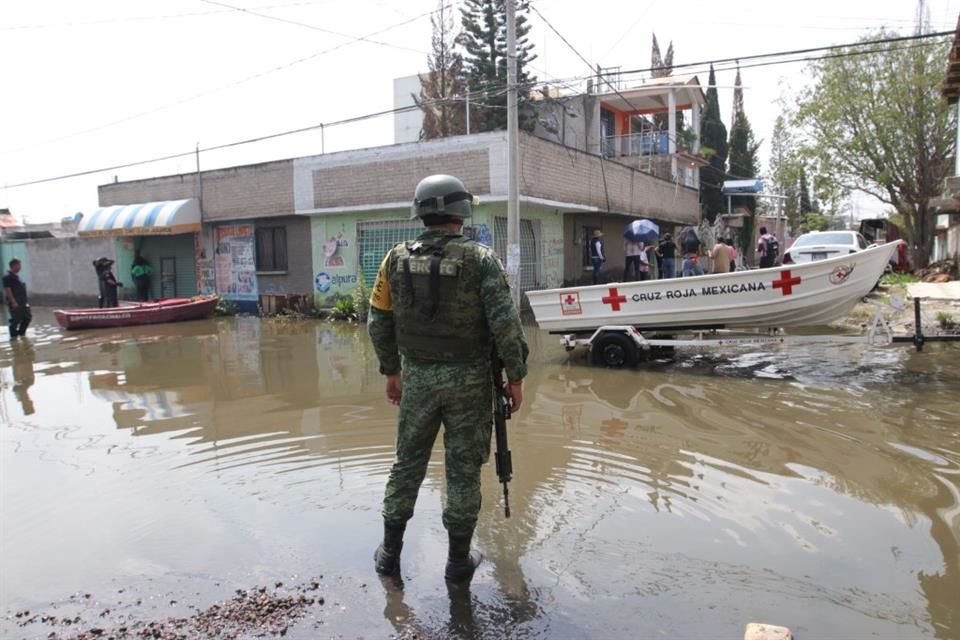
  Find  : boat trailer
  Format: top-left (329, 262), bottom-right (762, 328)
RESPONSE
top-left (557, 297), bottom-right (960, 368)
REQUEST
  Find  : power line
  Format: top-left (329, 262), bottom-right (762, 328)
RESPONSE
top-left (604, 29), bottom-right (954, 79)
top-left (529, 3), bottom-right (644, 114)
top-left (0, 1), bottom-right (330, 31)
top-left (197, 0), bottom-right (426, 54)
top-left (5, 31), bottom-right (952, 189)
top-left (1, 6), bottom-right (439, 156)
top-left (3, 89), bottom-right (510, 189)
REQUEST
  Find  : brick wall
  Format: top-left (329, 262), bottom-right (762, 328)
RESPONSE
top-left (519, 134), bottom-right (699, 225)
top-left (99, 160), bottom-right (295, 221)
top-left (310, 149), bottom-right (490, 208)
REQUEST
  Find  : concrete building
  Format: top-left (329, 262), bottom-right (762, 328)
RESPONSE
top-left (99, 161), bottom-right (314, 313)
top-left (9, 72), bottom-right (705, 310)
top-left (296, 129), bottom-right (699, 300)
top-left (98, 125), bottom-right (698, 308)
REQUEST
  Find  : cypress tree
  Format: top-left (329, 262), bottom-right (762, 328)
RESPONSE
top-left (799, 168), bottom-right (813, 214)
top-left (698, 64), bottom-right (728, 223)
top-left (459, 0), bottom-right (537, 131)
top-left (651, 33), bottom-right (676, 132)
top-left (727, 67), bottom-right (760, 216)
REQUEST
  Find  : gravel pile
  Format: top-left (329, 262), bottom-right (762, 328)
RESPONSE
top-left (10, 579), bottom-right (328, 640)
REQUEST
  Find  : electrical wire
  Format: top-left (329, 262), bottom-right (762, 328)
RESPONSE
top-left (4, 29), bottom-right (952, 189)
top-left (0, 1), bottom-right (332, 31)
top-left (197, 0), bottom-right (427, 54)
top-left (3, 88), bottom-right (511, 188)
top-left (1, 6), bottom-right (441, 156)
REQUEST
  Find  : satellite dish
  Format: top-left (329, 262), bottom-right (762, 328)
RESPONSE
top-left (890, 294), bottom-right (906, 312)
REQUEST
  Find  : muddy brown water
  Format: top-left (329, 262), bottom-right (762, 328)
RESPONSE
top-left (1, 309), bottom-right (958, 639)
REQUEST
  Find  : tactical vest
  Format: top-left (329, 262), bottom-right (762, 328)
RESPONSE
top-left (388, 235), bottom-right (491, 362)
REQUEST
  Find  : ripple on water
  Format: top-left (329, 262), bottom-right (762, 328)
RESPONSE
top-left (3, 319), bottom-right (959, 639)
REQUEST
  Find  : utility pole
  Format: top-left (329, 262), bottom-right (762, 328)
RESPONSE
top-left (195, 143), bottom-right (203, 211)
top-left (506, 0), bottom-right (521, 305)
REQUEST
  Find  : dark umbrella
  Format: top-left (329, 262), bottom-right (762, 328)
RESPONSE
top-left (624, 219), bottom-right (659, 244)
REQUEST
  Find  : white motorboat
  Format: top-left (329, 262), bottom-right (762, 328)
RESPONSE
top-left (527, 241), bottom-right (902, 333)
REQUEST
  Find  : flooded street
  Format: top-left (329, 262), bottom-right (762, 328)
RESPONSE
top-left (2, 310), bottom-right (959, 639)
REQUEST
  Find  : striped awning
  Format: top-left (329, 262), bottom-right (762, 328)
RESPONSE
top-left (90, 388), bottom-right (188, 421)
top-left (79, 198), bottom-right (201, 237)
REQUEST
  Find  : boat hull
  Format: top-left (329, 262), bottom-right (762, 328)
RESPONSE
top-left (527, 242), bottom-right (901, 333)
top-left (54, 295), bottom-right (219, 330)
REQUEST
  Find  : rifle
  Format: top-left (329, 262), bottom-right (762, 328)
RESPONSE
top-left (491, 356), bottom-right (513, 518)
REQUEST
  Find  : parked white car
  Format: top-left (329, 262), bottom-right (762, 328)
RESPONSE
top-left (782, 230), bottom-right (873, 264)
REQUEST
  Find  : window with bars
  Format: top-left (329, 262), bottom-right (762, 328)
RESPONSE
top-left (255, 226), bottom-right (288, 272)
top-left (493, 217), bottom-right (540, 292)
top-left (357, 219), bottom-right (425, 286)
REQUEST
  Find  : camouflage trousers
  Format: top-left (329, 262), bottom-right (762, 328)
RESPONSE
top-left (382, 361), bottom-right (493, 537)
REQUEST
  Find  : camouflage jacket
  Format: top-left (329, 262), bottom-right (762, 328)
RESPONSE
top-left (367, 229), bottom-right (528, 383)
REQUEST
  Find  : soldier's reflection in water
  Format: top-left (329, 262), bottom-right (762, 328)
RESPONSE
top-left (379, 560), bottom-right (542, 639)
top-left (10, 340), bottom-right (36, 415)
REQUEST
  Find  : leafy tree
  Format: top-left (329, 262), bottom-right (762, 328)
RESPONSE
top-left (699, 64), bottom-right (728, 223)
top-left (794, 29), bottom-right (954, 267)
top-left (459, 0), bottom-right (537, 131)
top-left (416, 0), bottom-right (467, 139)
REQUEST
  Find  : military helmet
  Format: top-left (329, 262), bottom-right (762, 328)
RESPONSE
top-left (410, 174), bottom-right (477, 220)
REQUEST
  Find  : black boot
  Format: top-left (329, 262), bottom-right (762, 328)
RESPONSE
top-left (444, 532), bottom-right (483, 583)
top-left (374, 522), bottom-right (405, 576)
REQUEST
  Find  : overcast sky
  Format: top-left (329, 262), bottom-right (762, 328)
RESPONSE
top-left (2, 0), bottom-right (958, 224)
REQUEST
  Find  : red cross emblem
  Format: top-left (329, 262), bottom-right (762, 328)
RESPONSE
top-left (602, 287), bottom-right (627, 311)
top-left (772, 270), bottom-right (802, 296)
top-left (560, 291), bottom-right (582, 315)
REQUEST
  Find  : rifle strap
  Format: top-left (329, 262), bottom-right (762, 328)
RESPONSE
top-left (417, 236), bottom-right (455, 322)
top-left (402, 256), bottom-right (415, 307)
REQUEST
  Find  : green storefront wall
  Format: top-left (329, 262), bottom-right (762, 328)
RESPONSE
top-left (308, 203), bottom-right (565, 306)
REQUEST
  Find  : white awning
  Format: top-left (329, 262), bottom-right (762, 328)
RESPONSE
top-left (79, 198), bottom-right (201, 237)
top-left (90, 388), bottom-right (187, 421)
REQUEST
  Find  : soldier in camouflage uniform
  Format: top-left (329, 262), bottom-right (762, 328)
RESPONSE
top-left (368, 174), bottom-right (529, 583)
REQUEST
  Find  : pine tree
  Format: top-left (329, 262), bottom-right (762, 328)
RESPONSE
top-left (416, 0), bottom-right (467, 139)
top-left (698, 64), bottom-right (728, 223)
top-left (459, 0), bottom-right (537, 131)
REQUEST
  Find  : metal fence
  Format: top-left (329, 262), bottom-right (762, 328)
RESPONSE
top-left (356, 219), bottom-right (424, 286)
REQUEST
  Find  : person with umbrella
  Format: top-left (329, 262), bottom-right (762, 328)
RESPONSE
top-left (623, 219), bottom-right (659, 281)
top-left (623, 238), bottom-right (645, 281)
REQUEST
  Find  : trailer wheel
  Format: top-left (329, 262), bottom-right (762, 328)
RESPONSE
top-left (591, 332), bottom-right (638, 368)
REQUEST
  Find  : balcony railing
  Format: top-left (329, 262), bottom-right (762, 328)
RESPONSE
top-left (602, 131), bottom-right (671, 159)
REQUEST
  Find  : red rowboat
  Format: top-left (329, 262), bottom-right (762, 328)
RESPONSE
top-left (54, 295), bottom-right (219, 330)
